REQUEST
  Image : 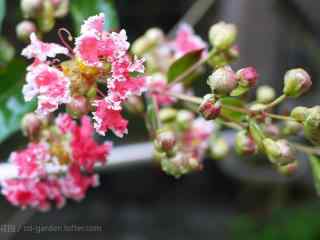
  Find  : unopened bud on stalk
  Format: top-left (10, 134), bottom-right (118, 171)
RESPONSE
top-left (66, 96), bottom-right (89, 118)
top-left (207, 66), bottom-right (237, 95)
top-left (145, 28), bottom-right (165, 45)
top-left (256, 85), bottom-right (276, 104)
top-left (235, 131), bottom-right (257, 156)
top-left (51, 0), bottom-right (69, 18)
top-left (159, 108), bottom-right (177, 123)
top-left (176, 110), bottom-right (194, 130)
top-left (21, 0), bottom-right (43, 18)
top-left (199, 94), bottom-right (221, 120)
top-left (303, 106), bottom-right (320, 146)
top-left (21, 112), bottom-right (42, 139)
top-left (16, 20), bottom-right (36, 42)
top-left (283, 68), bottom-right (312, 97)
top-left (283, 120), bottom-right (302, 135)
top-left (210, 138), bottom-right (229, 160)
top-left (161, 153), bottom-right (200, 178)
top-left (236, 66), bottom-right (259, 87)
top-left (263, 138), bottom-right (296, 165)
top-left (155, 130), bottom-right (177, 154)
top-left (290, 106), bottom-right (309, 122)
top-left (125, 96), bottom-right (144, 114)
top-left (209, 22), bottom-right (237, 50)
top-left (277, 160), bottom-right (298, 176)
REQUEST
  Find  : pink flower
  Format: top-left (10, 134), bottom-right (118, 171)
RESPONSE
top-left (55, 113), bottom-right (76, 134)
top-left (80, 13), bottom-right (105, 35)
top-left (93, 99), bottom-right (128, 137)
top-left (23, 64), bottom-right (70, 115)
top-left (147, 74), bottom-right (183, 106)
top-left (71, 116), bottom-right (112, 172)
top-left (171, 23), bottom-right (207, 57)
top-left (10, 143), bottom-right (50, 179)
top-left (21, 33), bottom-right (68, 62)
top-left (58, 164), bottom-right (99, 201)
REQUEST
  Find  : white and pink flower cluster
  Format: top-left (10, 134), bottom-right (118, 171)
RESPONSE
top-left (1, 115), bottom-right (111, 211)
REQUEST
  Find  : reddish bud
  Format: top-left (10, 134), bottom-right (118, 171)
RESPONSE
top-left (198, 94), bottom-right (221, 120)
top-left (156, 130), bottom-right (177, 154)
top-left (21, 113), bottom-right (42, 139)
top-left (236, 66), bottom-right (259, 87)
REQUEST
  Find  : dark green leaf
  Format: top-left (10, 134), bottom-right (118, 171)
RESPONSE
top-left (0, 59), bottom-right (36, 143)
top-left (0, 0), bottom-right (5, 32)
top-left (70, 0), bottom-right (119, 34)
top-left (167, 49), bottom-right (203, 83)
top-left (220, 97), bottom-right (246, 123)
top-left (309, 155), bottom-right (320, 195)
top-left (249, 120), bottom-right (265, 151)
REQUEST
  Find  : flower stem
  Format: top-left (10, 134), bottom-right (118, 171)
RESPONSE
top-left (259, 94), bottom-right (286, 111)
top-left (265, 113), bottom-right (296, 122)
top-left (169, 92), bottom-right (203, 104)
top-left (290, 142), bottom-right (320, 156)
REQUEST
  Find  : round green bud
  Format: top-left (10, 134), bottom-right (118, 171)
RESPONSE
top-left (263, 138), bottom-right (295, 165)
top-left (207, 66), bottom-right (237, 95)
top-left (145, 28), bottom-right (165, 45)
top-left (303, 106), bottom-right (320, 146)
top-left (276, 160), bottom-right (298, 176)
top-left (283, 68), bottom-right (312, 98)
top-left (176, 110), bottom-right (194, 130)
top-left (235, 130), bottom-right (257, 156)
top-left (209, 138), bottom-right (229, 160)
top-left (159, 108), bottom-right (177, 123)
top-left (16, 20), bottom-right (36, 42)
top-left (256, 85), bottom-right (276, 104)
top-left (290, 106), bottom-right (309, 122)
top-left (209, 22), bottom-right (237, 50)
top-left (283, 120), bottom-right (302, 135)
top-left (21, 0), bottom-right (43, 18)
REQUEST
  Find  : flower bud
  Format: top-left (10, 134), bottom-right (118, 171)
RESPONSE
top-left (283, 68), bottom-right (312, 97)
top-left (256, 85), bottom-right (276, 104)
top-left (235, 131), bottom-right (257, 156)
top-left (209, 22), bottom-right (237, 50)
top-left (16, 21), bottom-right (36, 42)
top-left (263, 138), bottom-right (295, 165)
top-left (21, 0), bottom-right (43, 18)
top-left (125, 96), bottom-right (144, 114)
top-left (66, 96), bottom-right (90, 118)
top-left (21, 113), bottom-right (42, 139)
top-left (227, 45), bottom-right (240, 61)
top-left (290, 106), bottom-right (309, 122)
top-left (198, 94), bottom-right (221, 120)
top-left (276, 160), bottom-right (298, 176)
top-left (176, 110), bottom-right (194, 130)
top-left (283, 120), bottom-right (302, 135)
top-left (303, 106), bottom-right (320, 146)
top-left (51, 0), bottom-right (69, 18)
top-left (207, 66), bottom-right (237, 95)
top-left (236, 66), bottom-right (259, 87)
top-left (159, 108), bottom-right (177, 123)
top-left (161, 153), bottom-right (200, 178)
top-left (210, 138), bottom-right (229, 160)
top-left (145, 28), bottom-right (165, 45)
top-left (131, 37), bottom-right (149, 56)
top-left (155, 130), bottom-right (177, 154)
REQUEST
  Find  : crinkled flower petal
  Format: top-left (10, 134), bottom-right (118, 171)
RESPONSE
top-left (80, 13), bottom-right (105, 35)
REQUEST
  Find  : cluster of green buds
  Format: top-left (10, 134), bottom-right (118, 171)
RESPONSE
top-left (16, 0), bottom-right (69, 41)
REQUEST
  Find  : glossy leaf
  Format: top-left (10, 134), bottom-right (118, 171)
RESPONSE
top-left (70, 0), bottom-right (119, 34)
top-left (220, 97), bottom-right (246, 123)
top-left (167, 49), bottom-right (203, 83)
top-left (309, 155), bottom-right (320, 195)
top-left (0, 59), bottom-right (36, 143)
top-left (0, 0), bottom-right (5, 32)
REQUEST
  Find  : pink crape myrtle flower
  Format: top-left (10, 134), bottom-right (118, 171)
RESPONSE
top-left (71, 116), bottom-right (112, 172)
top-left (23, 64), bottom-right (70, 115)
top-left (93, 99), bottom-right (128, 137)
top-left (58, 164), bottom-right (99, 201)
top-left (171, 23), bottom-right (207, 58)
top-left (22, 33), bottom-right (69, 62)
top-left (9, 143), bottom-right (50, 179)
top-left (55, 113), bottom-right (76, 134)
top-left (147, 74), bottom-right (183, 106)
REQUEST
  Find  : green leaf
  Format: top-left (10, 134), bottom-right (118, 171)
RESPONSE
top-left (0, 0), bottom-right (5, 32)
top-left (70, 0), bottom-right (119, 34)
top-left (230, 85), bottom-right (249, 97)
top-left (145, 97), bottom-right (160, 136)
top-left (309, 155), bottom-right (320, 195)
top-left (220, 97), bottom-right (246, 123)
top-left (167, 49), bottom-right (203, 83)
top-left (249, 120), bottom-right (265, 151)
top-left (0, 59), bottom-right (36, 143)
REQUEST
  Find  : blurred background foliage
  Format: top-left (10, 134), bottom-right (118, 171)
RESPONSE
top-left (1, 0), bottom-right (320, 239)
